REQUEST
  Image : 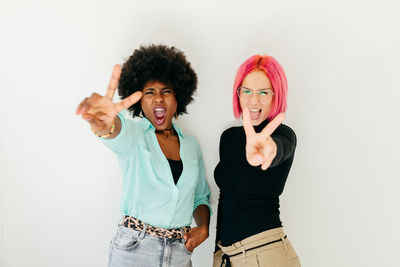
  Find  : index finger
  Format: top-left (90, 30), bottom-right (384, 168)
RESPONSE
top-left (105, 64), bottom-right (122, 100)
top-left (115, 91), bottom-right (143, 112)
top-left (242, 108), bottom-right (255, 137)
top-left (261, 113), bottom-right (286, 137)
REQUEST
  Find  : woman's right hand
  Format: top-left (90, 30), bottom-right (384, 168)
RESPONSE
top-left (76, 64), bottom-right (142, 136)
top-left (242, 109), bottom-right (285, 170)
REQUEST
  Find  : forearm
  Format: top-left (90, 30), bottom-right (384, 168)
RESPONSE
top-left (193, 204), bottom-right (210, 232)
top-left (269, 126), bottom-right (297, 168)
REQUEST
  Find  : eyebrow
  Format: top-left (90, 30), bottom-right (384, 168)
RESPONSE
top-left (143, 87), bottom-right (171, 91)
top-left (240, 86), bottom-right (273, 91)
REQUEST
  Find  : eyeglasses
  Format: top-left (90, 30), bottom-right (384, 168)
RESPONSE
top-left (237, 86), bottom-right (275, 101)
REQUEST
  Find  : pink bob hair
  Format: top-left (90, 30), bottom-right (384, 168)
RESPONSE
top-left (232, 54), bottom-right (288, 120)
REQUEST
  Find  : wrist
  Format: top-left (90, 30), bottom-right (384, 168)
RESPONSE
top-left (199, 225), bottom-right (209, 237)
top-left (93, 123), bottom-right (115, 138)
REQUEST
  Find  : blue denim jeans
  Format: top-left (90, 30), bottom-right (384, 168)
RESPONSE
top-left (108, 224), bottom-right (192, 267)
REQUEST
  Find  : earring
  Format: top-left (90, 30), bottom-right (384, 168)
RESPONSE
top-left (139, 110), bottom-right (143, 118)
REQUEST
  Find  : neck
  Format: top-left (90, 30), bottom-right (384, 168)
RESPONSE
top-left (155, 127), bottom-right (176, 137)
top-left (253, 118), bottom-right (270, 133)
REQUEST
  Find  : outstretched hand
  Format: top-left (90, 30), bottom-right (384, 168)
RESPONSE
top-left (76, 65), bottom-right (142, 135)
top-left (242, 109), bottom-right (285, 170)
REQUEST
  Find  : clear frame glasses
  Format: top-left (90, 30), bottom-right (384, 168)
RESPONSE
top-left (237, 86), bottom-right (275, 101)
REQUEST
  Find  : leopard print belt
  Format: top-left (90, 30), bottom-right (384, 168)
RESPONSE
top-left (123, 215), bottom-right (191, 239)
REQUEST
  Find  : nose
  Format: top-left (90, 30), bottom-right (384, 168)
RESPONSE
top-left (249, 92), bottom-right (259, 105)
top-left (153, 92), bottom-right (164, 103)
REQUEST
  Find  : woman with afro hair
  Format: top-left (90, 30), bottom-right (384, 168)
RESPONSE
top-left (76, 44), bottom-right (211, 267)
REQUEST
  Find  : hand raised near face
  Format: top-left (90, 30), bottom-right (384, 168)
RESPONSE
top-left (242, 109), bottom-right (286, 170)
top-left (76, 65), bottom-right (142, 136)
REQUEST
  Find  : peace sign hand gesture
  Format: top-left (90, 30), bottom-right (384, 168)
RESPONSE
top-left (76, 65), bottom-right (142, 137)
top-left (242, 109), bottom-right (286, 170)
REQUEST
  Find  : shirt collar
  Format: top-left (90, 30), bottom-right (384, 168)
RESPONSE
top-left (140, 117), bottom-right (184, 138)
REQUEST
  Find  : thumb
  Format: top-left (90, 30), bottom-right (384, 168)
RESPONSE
top-left (184, 230), bottom-right (192, 240)
top-left (82, 113), bottom-right (95, 123)
top-left (82, 113), bottom-right (103, 130)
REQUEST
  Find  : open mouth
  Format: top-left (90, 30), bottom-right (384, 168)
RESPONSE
top-left (249, 108), bottom-right (261, 120)
top-left (153, 106), bottom-right (166, 125)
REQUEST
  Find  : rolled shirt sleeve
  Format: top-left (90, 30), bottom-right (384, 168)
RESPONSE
top-left (193, 149), bottom-right (213, 216)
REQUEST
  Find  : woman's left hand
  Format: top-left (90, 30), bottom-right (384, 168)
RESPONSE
top-left (183, 226), bottom-right (209, 252)
top-left (243, 109), bottom-right (285, 170)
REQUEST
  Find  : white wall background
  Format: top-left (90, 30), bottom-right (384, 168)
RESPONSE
top-left (1, 0), bottom-right (399, 266)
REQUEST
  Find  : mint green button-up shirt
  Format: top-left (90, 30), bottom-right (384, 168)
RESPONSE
top-left (101, 112), bottom-right (211, 229)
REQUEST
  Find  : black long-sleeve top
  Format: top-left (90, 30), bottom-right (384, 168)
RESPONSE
top-left (214, 119), bottom-right (297, 250)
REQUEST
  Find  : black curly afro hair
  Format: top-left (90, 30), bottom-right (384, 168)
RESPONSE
top-left (118, 44), bottom-right (198, 118)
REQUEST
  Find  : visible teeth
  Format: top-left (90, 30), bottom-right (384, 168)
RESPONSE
top-left (250, 109), bottom-right (260, 112)
top-left (154, 107), bottom-right (166, 119)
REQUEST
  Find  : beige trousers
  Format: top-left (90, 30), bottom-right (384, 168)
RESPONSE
top-left (212, 227), bottom-right (300, 267)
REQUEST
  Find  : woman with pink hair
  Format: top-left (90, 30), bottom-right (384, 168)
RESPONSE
top-left (213, 55), bottom-right (301, 267)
